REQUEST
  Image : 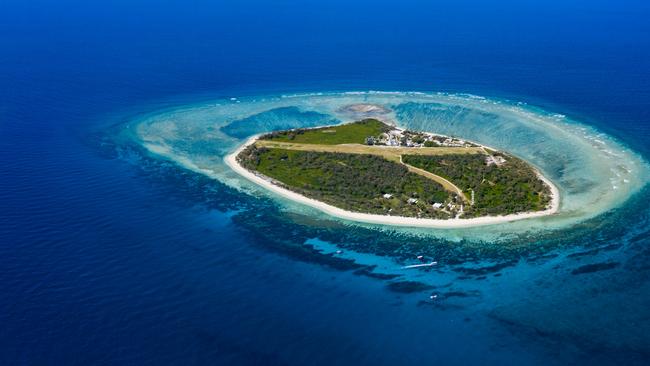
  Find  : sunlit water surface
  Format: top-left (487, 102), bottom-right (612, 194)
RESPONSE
top-left (97, 91), bottom-right (650, 364)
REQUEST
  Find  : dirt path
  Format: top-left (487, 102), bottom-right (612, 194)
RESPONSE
top-left (399, 156), bottom-right (470, 203)
top-left (255, 141), bottom-right (483, 162)
top-left (255, 140), bottom-right (472, 202)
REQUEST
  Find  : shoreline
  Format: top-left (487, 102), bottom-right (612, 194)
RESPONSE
top-left (225, 135), bottom-right (560, 229)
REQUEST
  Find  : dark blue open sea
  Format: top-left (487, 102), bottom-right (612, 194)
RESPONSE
top-left (2, 1), bottom-right (650, 365)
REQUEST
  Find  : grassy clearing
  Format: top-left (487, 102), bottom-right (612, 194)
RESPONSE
top-left (259, 119), bottom-right (391, 145)
top-left (254, 140), bottom-right (483, 163)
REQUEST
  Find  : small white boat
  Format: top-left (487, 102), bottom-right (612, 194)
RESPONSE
top-left (401, 261), bottom-right (438, 269)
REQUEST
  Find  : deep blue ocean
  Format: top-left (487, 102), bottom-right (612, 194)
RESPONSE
top-left (2, 1), bottom-right (650, 365)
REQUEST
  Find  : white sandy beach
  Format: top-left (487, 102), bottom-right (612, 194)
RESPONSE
top-left (225, 136), bottom-right (560, 229)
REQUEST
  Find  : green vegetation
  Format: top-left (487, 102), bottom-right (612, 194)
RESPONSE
top-left (402, 154), bottom-right (551, 217)
top-left (238, 145), bottom-right (455, 219)
top-left (239, 119), bottom-right (553, 219)
top-left (260, 119), bottom-right (391, 145)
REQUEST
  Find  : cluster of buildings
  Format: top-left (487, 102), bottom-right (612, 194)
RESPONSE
top-left (366, 128), bottom-right (474, 148)
top-left (382, 194), bottom-right (457, 213)
top-left (485, 155), bottom-right (507, 166)
top-left (437, 137), bottom-right (467, 147)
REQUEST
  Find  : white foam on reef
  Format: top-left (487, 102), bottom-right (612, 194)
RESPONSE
top-left (132, 91), bottom-right (650, 240)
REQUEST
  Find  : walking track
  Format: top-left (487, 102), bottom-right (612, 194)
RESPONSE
top-left (254, 140), bottom-right (474, 203)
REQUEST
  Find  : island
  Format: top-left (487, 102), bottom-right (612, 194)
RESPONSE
top-left (225, 118), bottom-right (559, 227)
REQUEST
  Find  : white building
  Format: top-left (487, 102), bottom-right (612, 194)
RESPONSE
top-left (486, 155), bottom-right (507, 166)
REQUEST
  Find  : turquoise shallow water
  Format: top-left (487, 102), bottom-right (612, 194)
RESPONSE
top-left (106, 91), bottom-right (650, 363)
top-left (134, 92), bottom-right (650, 240)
